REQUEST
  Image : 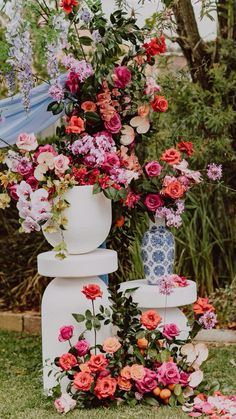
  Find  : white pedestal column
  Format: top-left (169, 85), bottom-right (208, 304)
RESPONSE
top-left (38, 249), bottom-right (117, 392)
top-left (120, 279), bottom-right (197, 340)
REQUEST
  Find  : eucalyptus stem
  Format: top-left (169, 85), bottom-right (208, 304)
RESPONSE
top-left (92, 300), bottom-right (97, 355)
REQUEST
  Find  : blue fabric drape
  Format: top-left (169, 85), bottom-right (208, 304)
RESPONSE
top-left (0, 75), bottom-right (67, 146)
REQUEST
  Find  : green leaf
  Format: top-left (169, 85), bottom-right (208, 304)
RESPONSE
top-left (93, 183), bottom-right (102, 194)
top-left (174, 384), bottom-right (182, 396)
top-left (93, 318), bottom-right (101, 330)
top-left (85, 319), bottom-right (92, 330)
top-left (79, 36), bottom-right (93, 46)
top-left (65, 102), bottom-right (74, 116)
top-left (84, 111), bottom-right (101, 123)
top-left (143, 396), bottom-right (159, 406)
top-left (133, 347), bottom-right (145, 364)
top-left (72, 313), bottom-right (85, 323)
top-left (160, 349), bottom-right (171, 363)
top-left (169, 394), bottom-right (177, 407)
top-left (148, 347), bottom-right (158, 359)
top-left (136, 330), bottom-right (145, 339)
top-left (47, 101), bottom-right (64, 115)
top-left (85, 309), bottom-right (92, 320)
top-left (177, 393), bottom-right (185, 405)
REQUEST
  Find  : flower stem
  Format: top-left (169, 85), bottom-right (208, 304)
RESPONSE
top-left (92, 300), bottom-right (97, 355)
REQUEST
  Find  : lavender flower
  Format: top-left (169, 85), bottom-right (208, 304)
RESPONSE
top-left (61, 56), bottom-right (94, 82)
top-left (157, 275), bottom-right (175, 295)
top-left (5, 70), bottom-right (16, 96)
top-left (156, 201), bottom-right (185, 228)
top-left (199, 311), bottom-right (217, 329)
top-left (80, 7), bottom-right (91, 23)
top-left (92, 30), bottom-right (102, 43)
top-left (48, 81), bottom-right (64, 100)
top-left (207, 163), bottom-right (222, 181)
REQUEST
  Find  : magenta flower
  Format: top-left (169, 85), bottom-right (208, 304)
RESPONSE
top-left (74, 339), bottom-right (90, 356)
top-left (156, 362), bottom-right (180, 386)
top-left (135, 368), bottom-right (157, 394)
top-left (162, 323), bottom-right (180, 340)
top-left (113, 66), bottom-right (132, 89)
top-left (58, 325), bottom-right (74, 342)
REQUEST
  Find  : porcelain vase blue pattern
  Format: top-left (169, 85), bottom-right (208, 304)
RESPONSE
top-left (141, 219), bottom-right (175, 285)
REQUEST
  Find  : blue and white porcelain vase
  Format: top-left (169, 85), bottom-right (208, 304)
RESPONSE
top-left (141, 217), bottom-right (175, 285)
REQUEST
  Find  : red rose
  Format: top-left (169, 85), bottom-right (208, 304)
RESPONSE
top-left (59, 353), bottom-right (77, 371)
top-left (82, 284), bottom-right (103, 300)
top-left (143, 36), bottom-right (166, 59)
top-left (94, 377), bottom-right (117, 399)
top-left (144, 193), bottom-right (164, 212)
top-left (163, 180), bottom-right (185, 199)
top-left (60, 0), bottom-right (78, 14)
top-left (140, 310), bottom-right (162, 330)
top-left (177, 141), bottom-right (194, 157)
top-left (88, 354), bottom-right (108, 373)
top-left (73, 372), bottom-right (94, 391)
top-left (150, 95), bottom-right (168, 112)
top-left (160, 148), bottom-right (181, 165)
top-left (113, 66), bottom-right (132, 89)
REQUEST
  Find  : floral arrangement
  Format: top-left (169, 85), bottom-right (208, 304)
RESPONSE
top-left (48, 283), bottom-right (222, 414)
top-left (0, 0), bottom-right (223, 238)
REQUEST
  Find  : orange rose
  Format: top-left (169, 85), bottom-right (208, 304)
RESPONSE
top-left (193, 297), bottom-right (215, 315)
top-left (160, 148), bottom-right (181, 165)
top-left (79, 362), bottom-right (90, 373)
top-left (138, 105), bottom-right (150, 118)
top-left (120, 365), bottom-right (131, 379)
top-left (88, 354), bottom-right (107, 373)
top-left (94, 377), bottom-right (117, 399)
top-left (140, 310), bottom-right (161, 330)
top-left (81, 101), bottom-right (97, 112)
top-left (130, 364), bottom-right (145, 380)
top-left (82, 284), bottom-right (103, 300)
top-left (103, 337), bottom-right (121, 354)
top-left (117, 376), bottom-right (132, 391)
top-left (163, 180), bottom-right (185, 199)
top-left (59, 353), bottom-right (77, 371)
top-left (115, 215), bottom-right (125, 228)
top-left (137, 338), bottom-right (148, 349)
top-left (73, 371), bottom-right (94, 391)
top-left (66, 116), bottom-right (85, 134)
top-left (150, 95), bottom-right (168, 112)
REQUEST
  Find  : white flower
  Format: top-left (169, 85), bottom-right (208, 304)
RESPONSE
top-left (120, 125), bottom-right (135, 145)
top-left (188, 370), bottom-right (204, 388)
top-left (16, 181), bottom-right (32, 202)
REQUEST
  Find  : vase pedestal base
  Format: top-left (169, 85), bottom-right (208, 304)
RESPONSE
top-left (38, 249), bottom-right (117, 392)
top-left (120, 279), bottom-right (197, 340)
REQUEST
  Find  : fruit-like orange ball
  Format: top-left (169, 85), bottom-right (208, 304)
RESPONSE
top-left (160, 389), bottom-right (171, 400)
top-left (137, 338), bottom-right (148, 349)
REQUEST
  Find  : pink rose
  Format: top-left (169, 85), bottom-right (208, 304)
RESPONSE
top-left (145, 161), bottom-right (162, 177)
top-left (179, 371), bottom-right (189, 386)
top-left (114, 66), bottom-right (132, 89)
top-left (135, 368), bottom-right (157, 394)
top-left (54, 154), bottom-right (70, 176)
top-left (104, 113), bottom-right (122, 134)
top-left (157, 362), bottom-right (180, 386)
top-left (102, 153), bottom-right (120, 171)
top-left (54, 393), bottom-right (76, 413)
top-left (8, 184), bottom-right (19, 201)
top-left (74, 339), bottom-right (90, 357)
top-left (162, 323), bottom-right (180, 340)
top-left (16, 132), bottom-right (38, 151)
top-left (25, 176), bottom-right (39, 191)
top-left (17, 159), bottom-right (33, 176)
top-left (144, 193), bottom-right (164, 211)
top-left (58, 325), bottom-right (74, 342)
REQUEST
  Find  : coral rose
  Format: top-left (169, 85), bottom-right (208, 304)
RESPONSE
top-left (94, 377), bottom-right (117, 399)
top-left (82, 284), bottom-right (103, 300)
top-left (103, 337), bottom-right (121, 354)
top-left (162, 323), bottom-right (180, 340)
top-left (66, 116), bottom-right (85, 134)
top-left (140, 310), bottom-right (161, 330)
top-left (157, 362), bottom-right (180, 386)
top-left (145, 161), bottom-right (162, 177)
top-left (151, 95), bottom-right (168, 112)
top-left (144, 193), bottom-right (164, 212)
top-left (58, 325), bottom-right (74, 342)
top-left (113, 66), bottom-right (132, 89)
top-left (73, 371), bottom-right (94, 391)
top-left (120, 365), bottom-right (131, 380)
top-left (81, 101), bottom-right (97, 112)
top-left (74, 339), bottom-right (90, 357)
top-left (60, 0), bottom-right (78, 14)
top-left (59, 353), bottom-right (77, 371)
top-left (193, 297), bottom-right (215, 315)
top-left (161, 148), bottom-right (181, 165)
top-left (163, 180), bottom-right (185, 199)
top-left (88, 354), bottom-right (107, 373)
top-left (117, 376), bottom-right (132, 391)
top-left (177, 141), bottom-right (194, 157)
top-left (130, 364), bottom-right (145, 380)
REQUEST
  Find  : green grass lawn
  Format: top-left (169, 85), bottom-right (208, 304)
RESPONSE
top-left (0, 331), bottom-right (235, 419)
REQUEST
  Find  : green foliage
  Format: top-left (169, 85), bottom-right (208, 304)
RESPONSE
top-left (210, 278), bottom-right (236, 327)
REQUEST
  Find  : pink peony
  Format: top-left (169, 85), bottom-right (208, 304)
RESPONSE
top-left (58, 325), bottom-right (74, 342)
top-left (157, 362), bottom-right (180, 386)
top-left (54, 393), bottom-right (76, 413)
top-left (104, 113), bottom-right (122, 134)
top-left (135, 368), bottom-right (157, 394)
top-left (74, 339), bottom-right (90, 357)
top-left (162, 323), bottom-right (180, 340)
top-left (114, 66), bottom-right (132, 89)
top-left (144, 193), bottom-right (164, 211)
top-left (145, 161), bottom-right (162, 177)
top-left (16, 132), bottom-right (38, 152)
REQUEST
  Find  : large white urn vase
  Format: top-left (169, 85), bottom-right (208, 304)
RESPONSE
top-left (43, 185), bottom-right (112, 254)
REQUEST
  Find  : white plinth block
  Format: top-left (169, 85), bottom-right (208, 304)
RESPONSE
top-left (120, 279), bottom-right (197, 340)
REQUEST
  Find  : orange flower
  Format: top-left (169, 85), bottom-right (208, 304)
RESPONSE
top-left (115, 215), bottom-right (125, 228)
top-left (94, 377), bottom-right (117, 399)
top-left (160, 148), bottom-right (181, 165)
top-left (140, 310), bottom-right (161, 330)
top-left (163, 180), bottom-right (185, 199)
top-left (59, 353), bottom-right (77, 371)
top-left (87, 354), bottom-right (107, 373)
top-left (138, 105), bottom-right (150, 118)
top-left (150, 95), bottom-right (168, 112)
top-left (120, 365), bottom-right (131, 380)
top-left (103, 337), bottom-right (121, 354)
top-left (66, 116), bottom-right (85, 134)
top-left (193, 297), bottom-right (215, 315)
top-left (130, 364), bottom-right (145, 380)
top-left (82, 284), bottom-right (103, 300)
top-left (137, 338), bottom-right (148, 349)
top-left (134, 55), bottom-right (145, 65)
top-left (81, 101), bottom-right (97, 112)
top-left (117, 376), bottom-right (132, 391)
top-left (73, 371), bottom-right (94, 391)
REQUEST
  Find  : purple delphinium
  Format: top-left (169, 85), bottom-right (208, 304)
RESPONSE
top-left (207, 163), bottom-right (222, 181)
top-left (199, 311), bottom-right (217, 329)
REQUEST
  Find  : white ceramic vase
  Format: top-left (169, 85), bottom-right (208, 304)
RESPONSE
top-left (43, 185), bottom-right (112, 254)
